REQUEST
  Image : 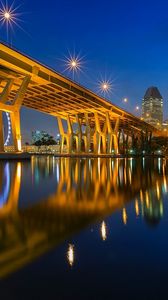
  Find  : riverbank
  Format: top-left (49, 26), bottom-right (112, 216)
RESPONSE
top-left (0, 152), bottom-right (31, 160)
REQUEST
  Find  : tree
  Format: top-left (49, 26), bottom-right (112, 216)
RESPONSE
top-left (33, 133), bottom-right (56, 146)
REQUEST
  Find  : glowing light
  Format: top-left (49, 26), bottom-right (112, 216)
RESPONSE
top-left (156, 181), bottom-right (160, 199)
top-left (135, 199), bottom-right (139, 216)
top-left (123, 98), bottom-right (128, 103)
top-left (4, 11), bottom-right (10, 19)
top-left (136, 106), bottom-right (139, 110)
top-left (98, 80), bottom-right (112, 95)
top-left (140, 189), bottom-right (143, 202)
top-left (4, 112), bottom-right (11, 146)
top-left (122, 208), bottom-right (127, 225)
top-left (145, 191), bottom-right (149, 208)
top-left (17, 162), bottom-right (21, 179)
top-left (17, 139), bottom-right (22, 152)
top-left (101, 221), bottom-right (107, 241)
top-left (146, 113), bottom-right (149, 117)
top-left (67, 244), bottom-right (74, 267)
top-left (71, 60), bottom-right (77, 68)
top-left (0, 1), bottom-right (25, 42)
top-left (63, 51), bottom-right (85, 79)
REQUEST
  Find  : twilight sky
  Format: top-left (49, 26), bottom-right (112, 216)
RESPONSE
top-left (0, 0), bottom-right (168, 142)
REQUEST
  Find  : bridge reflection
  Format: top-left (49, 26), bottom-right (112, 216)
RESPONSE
top-left (0, 157), bottom-right (167, 276)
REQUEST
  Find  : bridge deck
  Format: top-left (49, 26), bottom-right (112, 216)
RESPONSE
top-left (0, 42), bottom-right (155, 133)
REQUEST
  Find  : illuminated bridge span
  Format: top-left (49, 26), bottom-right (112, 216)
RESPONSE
top-left (0, 42), bottom-right (157, 153)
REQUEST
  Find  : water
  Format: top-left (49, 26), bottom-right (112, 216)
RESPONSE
top-left (0, 156), bottom-right (168, 299)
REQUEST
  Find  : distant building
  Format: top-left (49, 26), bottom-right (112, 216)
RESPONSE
top-left (142, 87), bottom-right (163, 128)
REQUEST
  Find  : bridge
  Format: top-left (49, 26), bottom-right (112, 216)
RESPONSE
top-left (0, 42), bottom-right (157, 154)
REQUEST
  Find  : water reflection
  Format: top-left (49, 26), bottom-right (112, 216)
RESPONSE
top-left (67, 244), bottom-right (75, 267)
top-left (0, 157), bottom-right (167, 277)
top-left (100, 221), bottom-right (107, 241)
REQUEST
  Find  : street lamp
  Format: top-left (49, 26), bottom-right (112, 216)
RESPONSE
top-left (4, 11), bottom-right (11, 20)
top-left (0, 1), bottom-right (24, 44)
top-left (98, 80), bottom-right (112, 96)
top-left (64, 52), bottom-right (84, 81)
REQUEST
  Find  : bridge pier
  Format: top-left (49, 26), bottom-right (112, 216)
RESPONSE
top-left (57, 116), bottom-right (73, 154)
top-left (83, 113), bottom-right (91, 153)
top-left (10, 111), bottom-right (22, 152)
top-left (0, 75), bottom-right (30, 152)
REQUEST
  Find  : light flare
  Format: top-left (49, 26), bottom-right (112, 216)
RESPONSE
top-left (62, 50), bottom-right (85, 80)
top-left (0, 1), bottom-right (26, 42)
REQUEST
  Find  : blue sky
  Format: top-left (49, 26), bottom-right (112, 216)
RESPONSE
top-left (0, 0), bottom-right (168, 141)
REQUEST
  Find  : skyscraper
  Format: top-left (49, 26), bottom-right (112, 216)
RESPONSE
top-left (142, 87), bottom-right (163, 128)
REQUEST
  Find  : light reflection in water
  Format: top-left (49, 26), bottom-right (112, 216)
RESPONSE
top-left (135, 199), bottom-right (139, 217)
top-left (67, 244), bottom-right (75, 267)
top-left (0, 157), bottom-right (167, 277)
top-left (101, 221), bottom-right (107, 241)
top-left (122, 208), bottom-right (127, 225)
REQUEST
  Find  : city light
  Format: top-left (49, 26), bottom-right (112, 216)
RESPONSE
top-left (136, 106), bottom-right (139, 110)
top-left (123, 98), bottom-right (128, 103)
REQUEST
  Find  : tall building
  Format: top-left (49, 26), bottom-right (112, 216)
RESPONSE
top-left (142, 87), bottom-right (163, 128)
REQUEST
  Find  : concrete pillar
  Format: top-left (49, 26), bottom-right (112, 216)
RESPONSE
top-left (84, 113), bottom-right (91, 153)
top-left (107, 133), bottom-right (112, 153)
top-left (67, 134), bottom-right (73, 154)
top-left (106, 112), bottom-right (112, 154)
top-left (57, 116), bottom-right (74, 154)
top-left (10, 110), bottom-right (22, 152)
top-left (94, 113), bottom-right (107, 154)
top-left (93, 131), bottom-right (100, 154)
top-left (113, 134), bottom-right (118, 154)
top-left (76, 115), bottom-right (82, 153)
top-left (0, 112), bottom-right (4, 152)
top-left (102, 134), bottom-right (106, 153)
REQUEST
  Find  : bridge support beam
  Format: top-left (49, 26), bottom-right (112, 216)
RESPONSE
top-left (93, 113), bottom-right (119, 154)
top-left (10, 110), bottom-right (22, 152)
top-left (94, 113), bottom-right (107, 154)
top-left (75, 114), bottom-right (82, 153)
top-left (0, 75), bottom-right (31, 152)
top-left (83, 113), bottom-right (91, 153)
top-left (57, 116), bottom-right (73, 154)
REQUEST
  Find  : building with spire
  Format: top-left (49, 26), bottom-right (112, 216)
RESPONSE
top-left (142, 87), bottom-right (163, 128)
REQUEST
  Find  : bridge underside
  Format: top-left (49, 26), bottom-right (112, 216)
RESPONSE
top-left (0, 43), bottom-right (156, 153)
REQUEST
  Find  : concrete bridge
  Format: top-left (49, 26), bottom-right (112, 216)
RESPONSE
top-left (0, 42), bottom-right (157, 154)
